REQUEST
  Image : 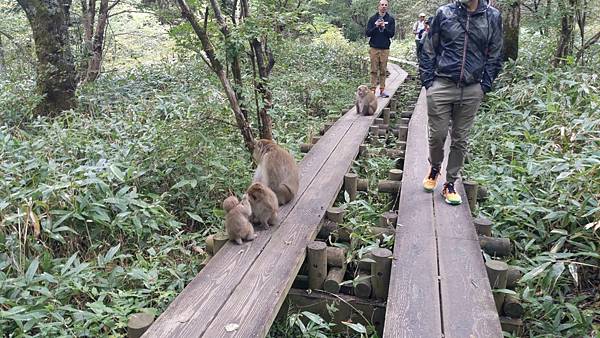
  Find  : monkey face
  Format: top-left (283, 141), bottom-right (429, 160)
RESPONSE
top-left (357, 85), bottom-right (370, 98)
top-left (223, 196), bottom-right (239, 212)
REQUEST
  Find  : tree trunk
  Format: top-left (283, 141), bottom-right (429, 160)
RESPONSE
top-left (500, 1), bottom-right (520, 61)
top-left (0, 35), bottom-right (5, 73)
top-left (250, 38), bottom-right (274, 140)
top-left (177, 0), bottom-right (255, 153)
top-left (80, 0), bottom-right (95, 76)
top-left (17, 0), bottom-right (77, 116)
top-left (553, 0), bottom-right (576, 66)
top-left (84, 0), bottom-right (110, 82)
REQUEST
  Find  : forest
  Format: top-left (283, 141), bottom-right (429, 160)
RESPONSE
top-left (0, 0), bottom-right (599, 336)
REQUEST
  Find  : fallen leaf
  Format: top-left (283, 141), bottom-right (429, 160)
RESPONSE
top-left (225, 323), bottom-right (239, 332)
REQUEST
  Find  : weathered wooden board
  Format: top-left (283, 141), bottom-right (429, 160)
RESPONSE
top-left (384, 88), bottom-right (442, 338)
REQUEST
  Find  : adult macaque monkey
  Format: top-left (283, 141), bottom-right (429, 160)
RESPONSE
top-left (252, 139), bottom-right (300, 205)
top-left (223, 196), bottom-right (256, 245)
top-left (246, 182), bottom-right (278, 228)
top-left (355, 84), bottom-right (378, 116)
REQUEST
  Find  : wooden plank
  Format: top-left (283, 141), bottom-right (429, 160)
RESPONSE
top-left (435, 148), bottom-right (502, 337)
top-left (143, 120), bottom-right (354, 338)
top-left (201, 68), bottom-right (407, 338)
top-left (384, 88), bottom-right (442, 338)
top-left (144, 65), bottom-right (407, 338)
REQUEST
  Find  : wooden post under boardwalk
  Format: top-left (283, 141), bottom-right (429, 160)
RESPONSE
top-left (473, 217), bottom-right (493, 237)
top-left (463, 180), bottom-right (479, 213)
top-left (323, 265), bottom-right (347, 293)
top-left (127, 313), bottom-right (154, 338)
top-left (326, 207), bottom-right (345, 223)
top-left (353, 273), bottom-right (372, 298)
top-left (326, 247), bottom-right (346, 268)
top-left (480, 236), bottom-right (511, 257)
top-left (371, 248), bottom-right (392, 300)
top-left (388, 169), bottom-right (403, 181)
top-left (307, 241), bottom-right (328, 290)
top-left (378, 211), bottom-right (398, 227)
top-left (506, 266), bottom-right (523, 289)
top-left (485, 260), bottom-right (508, 313)
top-left (383, 108), bottom-right (391, 125)
top-left (344, 173), bottom-right (358, 201)
top-left (213, 232), bottom-right (229, 253)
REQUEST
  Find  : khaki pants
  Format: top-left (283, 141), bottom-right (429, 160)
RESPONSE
top-left (426, 78), bottom-right (484, 183)
top-left (369, 47), bottom-right (389, 91)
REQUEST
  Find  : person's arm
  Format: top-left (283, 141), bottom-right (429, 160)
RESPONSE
top-left (481, 11), bottom-right (504, 93)
top-left (385, 16), bottom-right (395, 38)
top-left (366, 16), bottom-right (378, 37)
top-left (413, 21), bottom-right (418, 34)
top-left (419, 11), bottom-right (441, 88)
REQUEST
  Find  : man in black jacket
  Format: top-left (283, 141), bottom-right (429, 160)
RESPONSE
top-left (366, 0), bottom-right (395, 98)
top-left (420, 0), bottom-right (503, 205)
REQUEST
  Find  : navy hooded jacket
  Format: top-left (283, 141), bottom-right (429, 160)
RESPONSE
top-left (420, 0), bottom-right (503, 93)
top-left (366, 12), bottom-right (396, 49)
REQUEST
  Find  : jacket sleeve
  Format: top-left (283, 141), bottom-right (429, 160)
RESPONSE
top-left (385, 16), bottom-right (395, 38)
top-left (419, 10), bottom-right (441, 88)
top-left (366, 16), bottom-right (377, 37)
top-left (481, 10), bottom-right (503, 93)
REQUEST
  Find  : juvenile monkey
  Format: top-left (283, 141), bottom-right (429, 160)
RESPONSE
top-left (246, 182), bottom-right (278, 228)
top-left (252, 139), bottom-right (300, 205)
top-left (355, 84), bottom-right (378, 116)
top-left (223, 195), bottom-right (256, 245)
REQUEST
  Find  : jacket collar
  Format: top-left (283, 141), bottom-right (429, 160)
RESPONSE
top-left (456, 0), bottom-right (488, 15)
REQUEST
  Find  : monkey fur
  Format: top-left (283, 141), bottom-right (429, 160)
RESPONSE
top-left (223, 195), bottom-right (256, 245)
top-left (355, 84), bottom-right (378, 116)
top-left (252, 139), bottom-right (300, 206)
top-left (246, 182), bottom-right (278, 228)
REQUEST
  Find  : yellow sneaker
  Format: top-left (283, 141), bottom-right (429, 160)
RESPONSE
top-left (442, 182), bottom-right (462, 205)
top-left (423, 167), bottom-right (440, 192)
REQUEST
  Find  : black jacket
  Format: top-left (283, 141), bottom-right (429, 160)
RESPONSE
top-left (420, 0), bottom-right (503, 93)
top-left (366, 12), bottom-right (396, 49)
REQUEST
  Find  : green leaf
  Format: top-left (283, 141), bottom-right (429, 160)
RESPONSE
top-left (105, 244), bottom-right (121, 262)
top-left (342, 321), bottom-right (367, 333)
top-left (519, 261), bottom-right (552, 283)
top-left (25, 258), bottom-right (39, 284)
top-left (110, 164), bottom-right (125, 182)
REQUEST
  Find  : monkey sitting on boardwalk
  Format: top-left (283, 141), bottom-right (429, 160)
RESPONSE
top-left (223, 195), bottom-right (256, 245)
top-left (355, 84), bottom-right (378, 116)
top-left (246, 182), bottom-right (278, 228)
top-left (252, 139), bottom-right (300, 206)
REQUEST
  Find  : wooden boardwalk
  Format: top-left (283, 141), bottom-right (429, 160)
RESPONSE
top-left (384, 88), bottom-right (502, 337)
top-left (143, 64), bottom-right (408, 338)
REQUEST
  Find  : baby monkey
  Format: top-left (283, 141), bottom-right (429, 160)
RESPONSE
top-left (223, 195), bottom-right (256, 245)
top-left (246, 182), bottom-right (278, 228)
top-left (355, 84), bottom-right (378, 116)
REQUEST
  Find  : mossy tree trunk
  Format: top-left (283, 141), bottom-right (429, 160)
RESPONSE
top-left (17, 0), bottom-right (77, 116)
top-left (553, 0), bottom-right (576, 66)
top-left (500, 0), bottom-right (520, 61)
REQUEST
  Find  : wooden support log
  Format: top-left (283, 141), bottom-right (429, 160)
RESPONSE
top-left (127, 313), bottom-right (155, 338)
top-left (213, 232), bottom-right (229, 254)
top-left (390, 98), bottom-right (397, 111)
top-left (390, 111), bottom-right (397, 119)
top-left (357, 252), bottom-right (374, 272)
top-left (326, 207), bottom-right (345, 223)
top-left (205, 235), bottom-right (215, 256)
top-left (395, 155), bottom-right (405, 170)
top-left (396, 126), bottom-right (408, 141)
top-left (344, 173), bottom-right (358, 201)
top-left (502, 295), bottom-right (524, 318)
top-left (377, 129), bottom-right (387, 137)
top-left (463, 180), bottom-right (479, 214)
top-left (388, 169), bottom-right (403, 181)
top-left (374, 118), bottom-right (384, 125)
top-left (499, 317), bottom-right (523, 336)
top-left (329, 116), bottom-right (338, 122)
top-left (311, 136), bottom-right (321, 144)
top-left (307, 241), bottom-right (328, 290)
top-left (378, 180), bottom-right (401, 194)
top-left (371, 248), bottom-right (392, 300)
top-left (369, 125), bottom-right (380, 137)
top-left (473, 217), bottom-right (493, 237)
top-left (378, 123), bottom-right (389, 130)
top-left (353, 273), bottom-right (372, 298)
top-left (480, 236), bottom-right (511, 257)
top-left (506, 266), bottom-right (523, 289)
top-left (323, 265), bottom-right (347, 293)
top-left (359, 144), bottom-right (368, 158)
top-left (357, 178), bottom-right (369, 192)
top-left (300, 143), bottom-right (313, 153)
top-left (396, 141), bottom-right (407, 151)
top-left (383, 108), bottom-right (391, 125)
top-left (400, 111), bottom-right (413, 118)
top-left (326, 247), bottom-right (347, 268)
top-left (378, 211), bottom-right (398, 227)
top-left (399, 117), bottom-right (410, 125)
top-left (485, 260), bottom-right (508, 313)
top-left (383, 148), bottom-right (405, 159)
top-left (317, 220), bottom-right (338, 240)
